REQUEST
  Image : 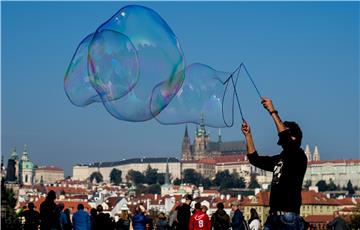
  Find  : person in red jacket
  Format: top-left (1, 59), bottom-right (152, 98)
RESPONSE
top-left (189, 202), bottom-right (211, 230)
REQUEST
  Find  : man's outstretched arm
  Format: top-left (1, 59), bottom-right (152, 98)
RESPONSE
top-left (241, 122), bottom-right (256, 154)
top-left (261, 97), bottom-right (287, 133)
top-left (241, 122), bottom-right (278, 171)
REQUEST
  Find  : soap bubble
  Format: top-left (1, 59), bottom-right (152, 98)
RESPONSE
top-left (88, 29), bottom-right (139, 101)
top-left (152, 63), bottom-right (237, 127)
top-left (64, 33), bottom-right (101, 106)
top-left (91, 5), bottom-right (185, 121)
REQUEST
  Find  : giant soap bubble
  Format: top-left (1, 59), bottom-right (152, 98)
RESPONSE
top-left (64, 33), bottom-right (102, 106)
top-left (64, 5), bottom-right (185, 121)
top-left (151, 63), bottom-right (237, 127)
top-left (65, 5), bottom-right (260, 127)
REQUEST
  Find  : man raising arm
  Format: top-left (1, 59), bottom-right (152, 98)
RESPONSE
top-left (241, 97), bottom-right (307, 230)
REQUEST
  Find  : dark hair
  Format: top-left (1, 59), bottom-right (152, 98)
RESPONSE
top-left (185, 194), bottom-right (193, 201)
top-left (28, 202), bottom-right (35, 210)
top-left (194, 202), bottom-right (201, 210)
top-left (47, 190), bottom-right (56, 201)
top-left (250, 208), bottom-right (259, 220)
top-left (97, 205), bottom-right (103, 212)
top-left (77, 204), bottom-right (84, 210)
top-left (277, 121), bottom-right (302, 147)
top-left (284, 121), bottom-right (302, 140)
top-left (90, 208), bottom-right (97, 216)
top-left (216, 202), bottom-right (224, 210)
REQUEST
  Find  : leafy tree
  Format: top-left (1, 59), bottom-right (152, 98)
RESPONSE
top-left (214, 170), bottom-right (232, 188)
top-left (110, 168), bottom-right (122, 185)
top-left (316, 180), bottom-right (328, 192)
top-left (183, 169), bottom-right (202, 186)
top-left (157, 173), bottom-right (165, 185)
top-left (201, 177), bottom-right (213, 189)
top-left (127, 170), bottom-right (146, 185)
top-left (303, 180), bottom-right (312, 189)
top-left (328, 178), bottom-right (337, 191)
top-left (248, 174), bottom-right (261, 189)
top-left (135, 183), bottom-right (146, 196)
top-left (213, 170), bottom-right (245, 190)
top-left (144, 165), bottom-right (159, 185)
top-left (231, 172), bottom-right (246, 188)
top-left (347, 180), bottom-right (355, 196)
top-left (173, 178), bottom-right (181, 185)
top-left (89, 171), bottom-right (103, 183)
top-left (147, 184), bottom-right (161, 194)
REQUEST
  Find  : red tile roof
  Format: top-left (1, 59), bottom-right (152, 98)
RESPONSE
top-left (301, 191), bottom-right (339, 205)
top-left (46, 186), bottom-right (88, 195)
top-left (213, 154), bottom-right (247, 163)
top-left (304, 215), bottom-right (333, 223)
top-left (308, 159), bottom-right (360, 165)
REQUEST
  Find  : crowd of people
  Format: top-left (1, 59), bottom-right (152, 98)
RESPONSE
top-left (18, 191), bottom-right (262, 230)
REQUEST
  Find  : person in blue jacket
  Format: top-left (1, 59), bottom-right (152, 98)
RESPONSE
top-left (72, 204), bottom-right (91, 230)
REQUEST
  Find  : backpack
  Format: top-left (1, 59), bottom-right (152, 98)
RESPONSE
top-left (212, 213), bottom-right (230, 230)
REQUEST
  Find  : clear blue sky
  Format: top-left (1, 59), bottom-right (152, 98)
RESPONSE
top-left (2, 1), bottom-right (359, 176)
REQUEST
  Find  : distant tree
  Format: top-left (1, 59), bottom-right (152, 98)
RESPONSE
top-left (127, 170), bottom-right (146, 185)
top-left (347, 180), bottom-right (355, 196)
top-left (213, 170), bottom-right (232, 188)
top-left (90, 172), bottom-right (103, 183)
top-left (328, 178), bottom-right (337, 191)
top-left (304, 180), bottom-right (312, 189)
top-left (231, 172), bottom-right (246, 189)
top-left (201, 178), bottom-right (213, 189)
top-left (248, 174), bottom-right (261, 189)
top-left (110, 168), bottom-right (122, 185)
top-left (316, 180), bottom-right (328, 192)
top-left (157, 173), bottom-right (165, 185)
top-left (183, 169), bottom-right (202, 186)
top-left (213, 170), bottom-right (245, 190)
top-left (173, 178), bottom-right (181, 185)
top-left (147, 184), bottom-right (161, 194)
top-left (144, 165), bottom-right (158, 185)
top-left (135, 183), bottom-right (146, 196)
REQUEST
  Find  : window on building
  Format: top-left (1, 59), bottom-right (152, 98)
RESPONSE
top-left (25, 174), bottom-right (28, 183)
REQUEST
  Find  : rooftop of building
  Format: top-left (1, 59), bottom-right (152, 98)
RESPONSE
top-left (36, 165), bottom-right (64, 172)
top-left (76, 157), bottom-right (180, 168)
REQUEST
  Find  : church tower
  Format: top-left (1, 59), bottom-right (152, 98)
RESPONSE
top-left (194, 114), bottom-right (210, 160)
top-left (313, 145), bottom-right (320, 161)
top-left (181, 125), bottom-right (192, 161)
top-left (19, 145), bottom-right (34, 186)
top-left (304, 144), bottom-right (312, 162)
top-left (6, 147), bottom-right (19, 182)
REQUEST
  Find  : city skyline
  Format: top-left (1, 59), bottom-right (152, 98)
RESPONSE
top-left (2, 1), bottom-right (359, 175)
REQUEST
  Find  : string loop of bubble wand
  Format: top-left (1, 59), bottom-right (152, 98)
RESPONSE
top-left (222, 62), bottom-right (263, 125)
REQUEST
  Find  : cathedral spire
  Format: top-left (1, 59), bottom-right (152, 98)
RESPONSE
top-left (305, 144), bottom-right (311, 161)
top-left (313, 145), bottom-right (320, 161)
top-left (184, 125), bottom-right (189, 138)
top-left (10, 147), bottom-right (18, 160)
top-left (21, 144), bottom-right (29, 162)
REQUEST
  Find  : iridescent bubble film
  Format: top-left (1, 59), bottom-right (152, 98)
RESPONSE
top-left (65, 5), bottom-right (185, 121)
top-left (88, 29), bottom-right (139, 101)
top-left (65, 5), bottom-right (250, 127)
top-left (64, 33), bottom-right (101, 106)
top-left (152, 63), bottom-right (236, 127)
